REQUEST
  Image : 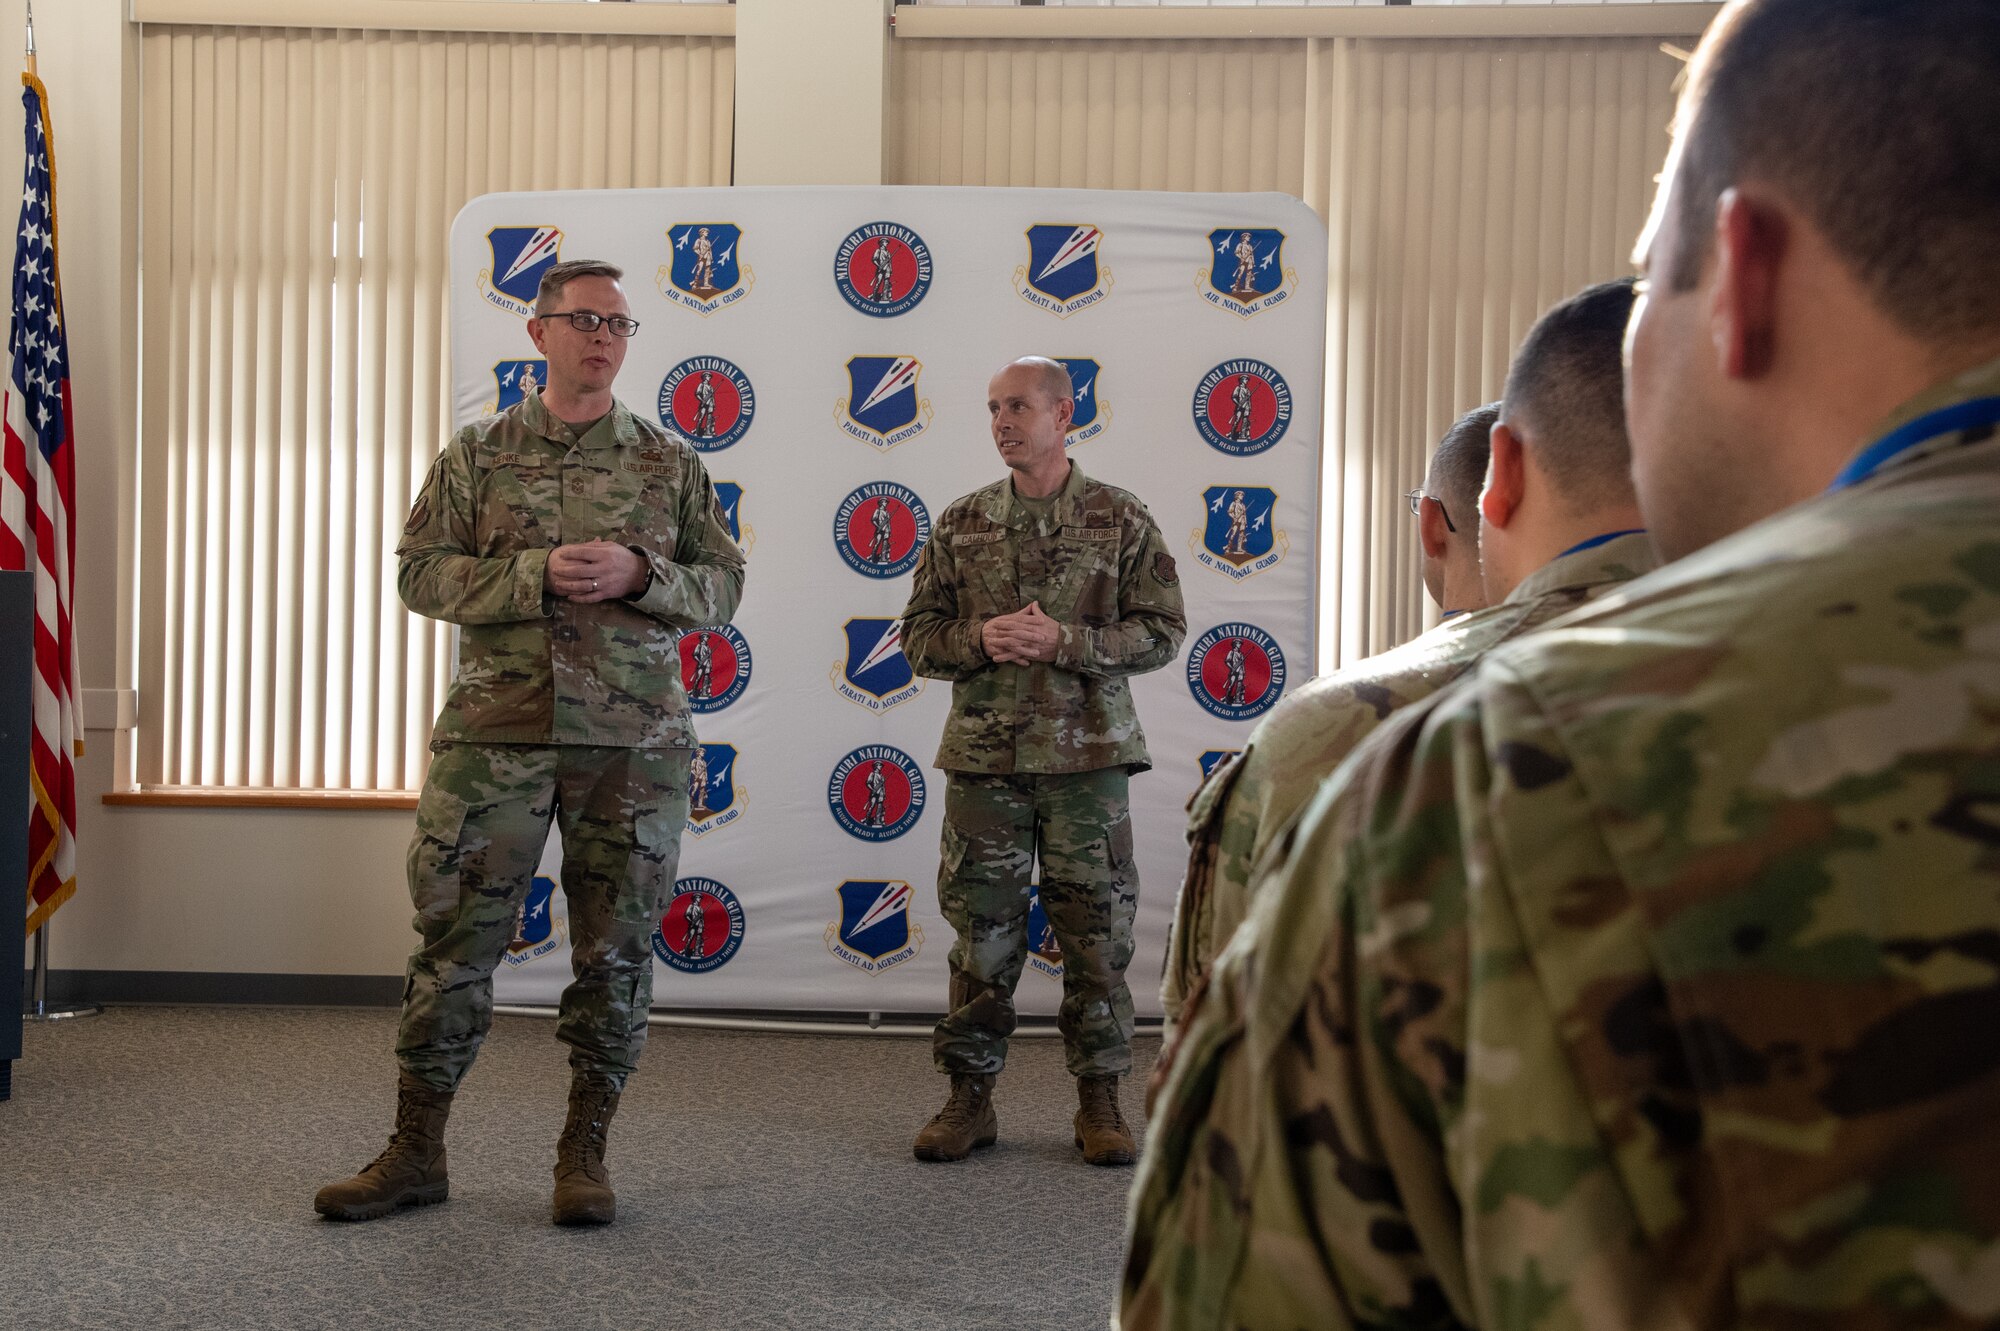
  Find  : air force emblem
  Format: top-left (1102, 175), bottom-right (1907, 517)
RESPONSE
top-left (837, 356), bottom-right (932, 451)
top-left (686, 743), bottom-right (744, 838)
top-left (1057, 357), bottom-right (1110, 447)
top-left (485, 360), bottom-right (547, 415)
top-left (658, 223), bottom-right (753, 315)
top-left (1200, 227), bottom-right (1298, 318)
top-left (831, 617), bottom-right (922, 713)
top-left (1187, 623), bottom-right (1288, 722)
top-left (827, 746), bottom-right (927, 843)
top-left (480, 225), bottom-right (562, 319)
top-left (1192, 359), bottom-right (1293, 456)
top-left (503, 874), bottom-right (566, 967)
top-left (653, 878), bottom-right (745, 974)
top-left (659, 356), bottom-right (756, 452)
top-left (712, 481), bottom-right (755, 555)
top-left (834, 222), bottom-right (933, 317)
top-left (1015, 224), bottom-right (1112, 318)
top-left (680, 625), bottom-right (752, 713)
top-left (1198, 750), bottom-right (1241, 783)
top-left (1026, 889), bottom-right (1063, 981)
top-left (825, 880), bottom-right (923, 974)
top-left (1192, 485), bottom-right (1287, 580)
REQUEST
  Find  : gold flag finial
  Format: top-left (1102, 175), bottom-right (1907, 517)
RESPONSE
top-left (25, 0), bottom-right (36, 78)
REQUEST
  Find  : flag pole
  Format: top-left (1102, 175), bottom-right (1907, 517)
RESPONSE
top-left (24, 0), bottom-right (34, 79)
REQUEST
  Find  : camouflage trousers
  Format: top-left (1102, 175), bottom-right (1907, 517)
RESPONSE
top-left (396, 742), bottom-right (691, 1094)
top-left (933, 769), bottom-right (1138, 1078)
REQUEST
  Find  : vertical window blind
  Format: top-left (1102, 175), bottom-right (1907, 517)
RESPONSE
top-left (133, 23), bottom-right (733, 792)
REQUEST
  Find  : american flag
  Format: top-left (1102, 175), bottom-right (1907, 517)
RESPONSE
top-left (0, 75), bottom-right (81, 935)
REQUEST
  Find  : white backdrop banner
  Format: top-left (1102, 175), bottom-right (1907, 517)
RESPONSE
top-left (450, 186), bottom-right (1325, 1019)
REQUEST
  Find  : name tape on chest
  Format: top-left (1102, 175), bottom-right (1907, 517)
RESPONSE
top-left (951, 530), bottom-right (1006, 547)
top-left (1061, 525), bottom-right (1120, 542)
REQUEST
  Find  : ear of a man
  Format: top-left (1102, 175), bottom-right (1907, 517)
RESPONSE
top-left (1482, 422), bottom-right (1527, 531)
top-left (1711, 186), bottom-right (1787, 381)
top-left (1418, 496), bottom-right (1452, 561)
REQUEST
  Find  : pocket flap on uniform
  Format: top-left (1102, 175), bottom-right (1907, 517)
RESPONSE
top-left (1107, 814), bottom-right (1136, 871)
top-left (414, 782), bottom-right (468, 846)
top-left (940, 818), bottom-right (971, 875)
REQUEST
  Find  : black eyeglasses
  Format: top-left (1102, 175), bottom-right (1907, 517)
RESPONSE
top-left (1405, 487), bottom-right (1456, 532)
top-left (536, 310), bottom-right (641, 337)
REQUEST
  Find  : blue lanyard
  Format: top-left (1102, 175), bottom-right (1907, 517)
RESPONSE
top-left (1829, 396), bottom-right (2000, 492)
top-left (1558, 529), bottom-right (1647, 559)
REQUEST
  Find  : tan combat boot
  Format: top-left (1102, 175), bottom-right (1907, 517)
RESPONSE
top-left (1074, 1074), bottom-right (1135, 1166)
top-left (552, 1075), bottom-right (621, 1226)
top-left (912, 1073), bottom-right (998, 1162)
top-left (313, 1074), bottom-right (453, 1220)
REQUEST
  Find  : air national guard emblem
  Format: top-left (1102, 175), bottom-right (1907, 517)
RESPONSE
top-left (653, 877), bottom-right (745, 975)
top-left (1192, 485), bottom-right (1287, 580)
top-left (1198, 749), bottom-right (1241, 783)
top-left (834, 482), bottom-right (931, 579)
top-left (1015, 224), bottom-right (1112, 318)
top-left (503, 874), bottom-right (566, 967)
top-left (1192, 359), bottom-right (1293, 457)
top-left (1199, 226), bottom-right (1298, 317)
top-left (712, 481), bottom-right (755, 555)
top-left (1186, 622), bottom-right (1288, 721)
top-left (831, 617), bottom-right (923, 713)
top-left (659, 356), bottom-right (756, 452)
top-left (480, 225), bottom-right (563, 319)
top-left (834, 221), bottom-right (934, 317)
top-left (486, 360), bottom-right (547, 415)
top-left (1058, 357), bottom-right (1110, 447)
top-left (1026, 888), bottom-right (1063, 981)
top-left (827, 745), bottom-right (927, 843)
top-left (837, 356), bottom-right (932, 451)
top-left (658, 223), bottom-right (754, 315)
top-left (825, 880), bottom-right (924, 974)
top-left (679, 625), bottom-right (752, 713)
top-left (685, 743), bottom-right (743, 838)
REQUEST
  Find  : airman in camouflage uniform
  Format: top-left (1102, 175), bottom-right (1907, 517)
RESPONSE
top-left (901, 356), bottom-right (1185, 1166)
top-left (1122, 3), bottom-right (2000, 1325)
top-left (317, 260), bottom-right (744, 1228)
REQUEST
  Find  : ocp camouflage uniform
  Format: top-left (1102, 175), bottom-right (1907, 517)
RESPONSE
top-left (1121, 359), bottom-right (2000, 1329)
top-left (394, 391), bottom-right (744, 1093)
top-left (1162, 532), bottom-right (1657, 1022)
top-left (901, 462), bottom-right (1186, 1076)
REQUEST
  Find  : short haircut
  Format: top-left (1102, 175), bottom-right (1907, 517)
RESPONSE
top-left (1669, 0), bottom-right (2000, 344)
top-left (1007, 356), bottom-right (1074, 407)
top-left (1502, 279), bottom-right (1638, 507)
top-left (535, 259), bottom-right (624, 314)
top-left (1426, 402), bottom-right (1499, 528)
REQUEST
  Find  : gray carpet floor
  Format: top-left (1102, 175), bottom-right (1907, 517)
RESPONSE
top-left (0, 1006), bottom-right (1159, 1331)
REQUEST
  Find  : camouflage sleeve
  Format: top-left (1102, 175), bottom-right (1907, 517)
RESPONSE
top-left (627, 449), bottom-right (746, 630)
top-left (899, 529), bottom-right (988, 682)
top-left (1053, 506), bottom-right (1186, 678)
top-left (1161, 749), bottom-right (1251, 1025)
top-left (395, 434), bottom-right (552, 626)
top-left (1122, 696), bottom-right (1484, 1331)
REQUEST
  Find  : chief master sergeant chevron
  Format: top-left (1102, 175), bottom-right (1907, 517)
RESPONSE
top-left (1121, 1), bottom-right (2000, 1326)
top-left (315, 259), bottom-right (745, 1229)
top-left (900, 356), bottom-right (1186, 1168)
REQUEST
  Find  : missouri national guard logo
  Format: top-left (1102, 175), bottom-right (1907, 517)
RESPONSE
top-left (679, 625), bottom-right (751, 713)
top-left (685, 743), bottom-right (744, 838)
top-left (503, 874), bottom-right (565, 967)
top-left (1058, 357), bottom-right (1110, 447)
top-left (834, 482), bottom-right (931, 579)
top-left (834, 222), bottom-right (933, 317)
top-left (712, 481), bottom-right (755, 555)
top-left (827, 746), bottom-right (926, 843)
top-left (658, 223), bottom-right (754, 315)
top-left (1026, 888), bottom-right (1063, 981)
top-left (652, 878), bottom-right (745, 975)
top-left (479, 225), bottom-right (563, 319)
top-left (659, 356), bottom-right (756, 452)
top-left (1198, 749), bottom-right (1241, 782)
top-left (1199, 226), bottom-right (1298, 317)
top-left (485, 360), bottom-right (547, 414)
top-left (1016, 224), bottom-right (1112, 318)
top-left (837, 356), bottom-right (932, 451)
top-left (1192, 485), bottom-right (1287, 580)
top-left (1186, 623), bottom-right (1288, 721)
top-left (1192, 360), bottom-right (1292, 456)
top-left (825, 880), bottom-right (924, 974)
top-left (831, 617), bottom-right (923, 713)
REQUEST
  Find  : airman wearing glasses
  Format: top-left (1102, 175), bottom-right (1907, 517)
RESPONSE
top-left (317, 258), bottom-right (745, 1230)
top-left (1162, 281), bottom-right (1662, 1030)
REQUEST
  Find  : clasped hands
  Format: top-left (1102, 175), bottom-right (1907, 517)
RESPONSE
top-left (545, 540), bottom-right (649, 603)
top-left (982, 601), bottom-right (1063, 665)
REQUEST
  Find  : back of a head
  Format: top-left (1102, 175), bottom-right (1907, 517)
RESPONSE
top-left (1428, 403), bottom-right (1499, 534)
top-left (1671, 0), bottom-right (2000, 348)
top-left (1501, 279), bottom-right (1638, 510)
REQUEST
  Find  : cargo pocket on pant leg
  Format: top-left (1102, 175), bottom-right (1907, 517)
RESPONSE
top-left (408, 783), bottom-right (470, 926)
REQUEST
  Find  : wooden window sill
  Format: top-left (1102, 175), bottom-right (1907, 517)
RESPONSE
top-left (102, 788), bottom-right (420, 811)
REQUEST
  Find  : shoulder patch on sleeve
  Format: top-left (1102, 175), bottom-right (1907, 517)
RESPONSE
top-left (1153, 551), bottom-right (1180, 587)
